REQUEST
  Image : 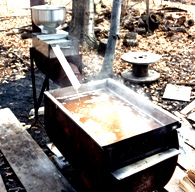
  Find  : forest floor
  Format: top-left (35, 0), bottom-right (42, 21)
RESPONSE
top-left (0, 0), bottom-right (194, 191)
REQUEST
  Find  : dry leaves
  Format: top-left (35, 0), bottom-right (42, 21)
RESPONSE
top-left (0, 13), bottom-right (32, 83)
top-left (111, 1), bottom-right (195, 113)
top-left (0, 0), bottom-right (194, 113)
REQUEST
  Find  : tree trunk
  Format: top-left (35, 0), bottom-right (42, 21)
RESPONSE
top-left (146, 0), bottom-right (150, 32)
top-left (121, 0), bottom-right (129, 18)
top-left (82, 0), bottom-right (98, 50)
top-left (30, 0), bottom-right (45, 32)
top-left (69, 0), bottom-right (84, 40)
top-left (98, 0), bottom-right (121, 78)
top-left (69, 0), bottom-right (97, 50)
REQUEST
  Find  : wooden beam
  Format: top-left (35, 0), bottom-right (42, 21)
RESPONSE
top-left (165, 166), bottom-right (185, 192)
top-left (183, 126), bottom-right (195, 149)
top-left (165, 126), bottom-right (195, 191)
top-left (178, 142), bottom-right (195, 171)
top-left (0, 108), bottom-right (76, 192)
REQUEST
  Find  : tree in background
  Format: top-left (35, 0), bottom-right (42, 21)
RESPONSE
top-left (70, 0), bottom-right (121, 76)
top-left (99, 0), bottom-right (121, 78)
top-left (69, 0), bottom-right (97, 50)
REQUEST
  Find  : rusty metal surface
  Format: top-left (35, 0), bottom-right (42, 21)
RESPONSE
top-left (31, 48), bottom-right (82, 87)
top-left (44, 78), bottom-right (181, 192)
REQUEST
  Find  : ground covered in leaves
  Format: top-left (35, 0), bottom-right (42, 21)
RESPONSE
top-left (0, 0), bottom-right (194, 191)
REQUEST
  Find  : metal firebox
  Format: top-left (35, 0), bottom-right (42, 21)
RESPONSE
top-left (44, 78), bottom-right (181, 192)
top-left (30, 31), bottom-right (82, 122)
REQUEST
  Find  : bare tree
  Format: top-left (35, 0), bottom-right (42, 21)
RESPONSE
top-left (69, 0), bottom-right (97, 50)
top-left (82, 0), bottom-right (98, 49)
top-left (98, 0), bottom-right (122, 78)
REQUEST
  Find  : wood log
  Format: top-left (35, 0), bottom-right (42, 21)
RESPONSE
top-left (184, 19), bottom-right (195, 28)
top-left (157, 7), bottom-right (187, 13)
top-left (123, 38), bottom-right (138, 47)
top-left (187, 170), bottom-right (195, 183)
top-left (136, 28), bottom-right (146, 35)
top-left (140, 12), bottom-right (162, 32)
top-left (123, 32), bottom-right (138, 47)
top-left (121, 15), bottom-right (135, 31)
top-left (176, 16), bottom-right (186, 26)
top-left (95, 16), bottom-right (104, 25)
top-left (149, 12), bottom-right (161, 31)
top-left (165, 166), bottom-right (186, 192)
top-left (138, 18), bottom-right (146, 28)
top-left (124, 32), bottom-right (137, 39)
top-left (179, 175), bottom-right (195, 192)
top-left (21, 32), bottom-right (33, 39)
top-left (169, 27), bottom-right (187, 33)
top-left (98, 38), bottom-right (108, 56)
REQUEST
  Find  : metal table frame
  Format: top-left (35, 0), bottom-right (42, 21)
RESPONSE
top-left (30, 47), bottom-right (49, 125)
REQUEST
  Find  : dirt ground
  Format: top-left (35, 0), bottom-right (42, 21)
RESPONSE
top-left (0, 0), bottom-right (194, 191)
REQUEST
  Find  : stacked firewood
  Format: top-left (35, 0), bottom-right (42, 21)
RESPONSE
top-left (179, 170), bottom-right (195, 192)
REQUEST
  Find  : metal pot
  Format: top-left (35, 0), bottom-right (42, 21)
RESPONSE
top-left (31, 5), bottom-right (66, 34)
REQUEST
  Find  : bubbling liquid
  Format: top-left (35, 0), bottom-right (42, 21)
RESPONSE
top-left (61, 90), bottom-right (161, 146)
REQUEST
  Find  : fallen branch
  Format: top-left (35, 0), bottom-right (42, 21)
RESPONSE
top-left (157, 7), bottom-right (187, 13)
top-left (5, 25), bottom-right (32, 35)
top-left (171, 82), bottom-right (195, 87)
top-left (0, 15), bottom-right (30, 19)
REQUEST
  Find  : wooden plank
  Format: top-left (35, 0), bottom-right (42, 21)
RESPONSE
top-left (165, 166), bottom-right (185, 192)
top-left (179, 124), bottom-right (195, 148)
top-left (180, 99), bottom-right (195, 115)
top-left (175, 111), bottom-right (195, 148)
top-left (165, 124), bottom-right (195, 191)
top-left (0, 108), bottom-right (76, 192)
top-left (178, 142), bottom-right (195, 171)
top-left (178, 125), bottom-right (195, 171)
top-left (165, 138), bottom-right (195, 191)
top-left (0, 174), bottom-right (7, 192)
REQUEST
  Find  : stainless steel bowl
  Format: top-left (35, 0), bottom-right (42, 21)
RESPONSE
top-left (31, 5), bottom-right (66, 34)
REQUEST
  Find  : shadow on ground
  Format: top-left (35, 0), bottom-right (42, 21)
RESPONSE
top-left (0, 69), bottom-right (50, 123)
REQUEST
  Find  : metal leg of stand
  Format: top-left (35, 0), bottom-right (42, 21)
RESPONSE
top-left (30, 47), bottom-right (49, 124)
top-left (30, 48), bottom-right (38, 122)
top-left (37, 76), bottom-right (49, 109)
